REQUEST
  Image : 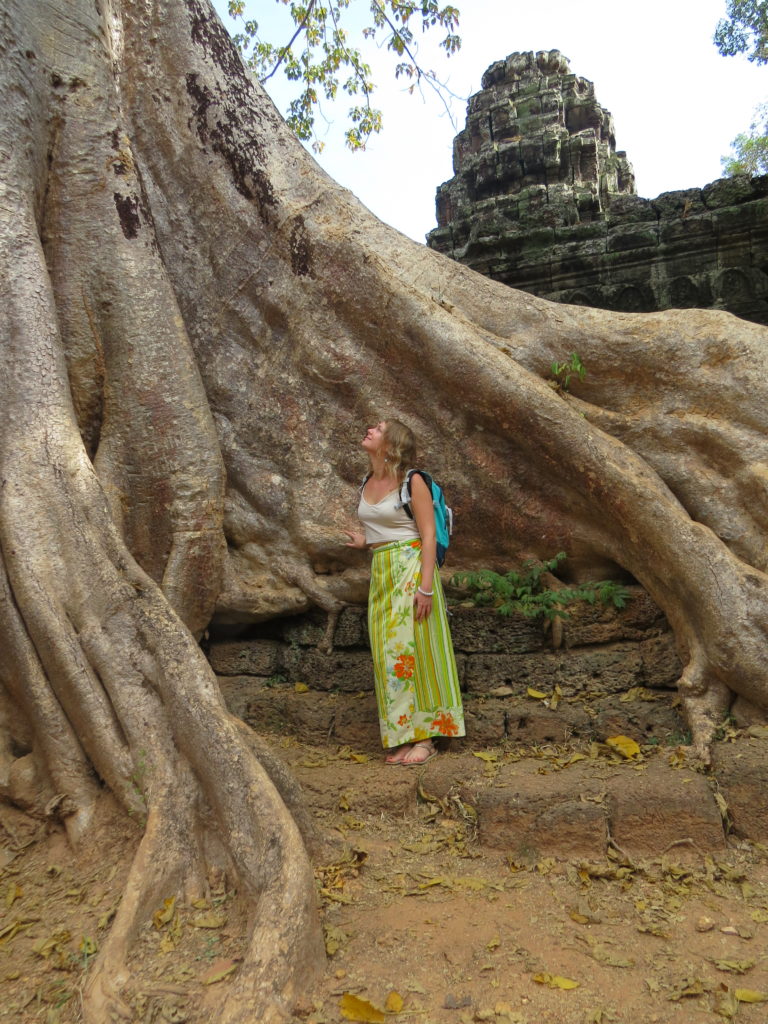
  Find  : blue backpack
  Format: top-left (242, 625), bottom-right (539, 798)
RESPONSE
top-left (397, 469), bottom-right (453, 567)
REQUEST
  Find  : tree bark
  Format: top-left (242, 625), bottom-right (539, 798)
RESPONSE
top-left (2, 0), bottom-right (768, 1018)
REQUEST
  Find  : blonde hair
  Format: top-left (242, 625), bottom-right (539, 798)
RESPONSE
top-left (382, 419), bottom-right (416, 481)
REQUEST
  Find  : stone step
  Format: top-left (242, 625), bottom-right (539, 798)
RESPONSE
top-left (277, 736), bottom-right (768, 860)
top-left (218, 675), bottom-right (686, 749)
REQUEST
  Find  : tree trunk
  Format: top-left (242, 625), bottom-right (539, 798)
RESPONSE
top-left (1, 0), bottom-right (768, 1018)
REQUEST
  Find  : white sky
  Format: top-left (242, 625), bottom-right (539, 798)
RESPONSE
top-left (212, 0), bottom-right (767, 242)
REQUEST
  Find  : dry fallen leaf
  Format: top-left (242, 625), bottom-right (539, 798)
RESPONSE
top-left (712, 959), bottom-right (755, 975)
top-left (385, 990), bottom-right (403, 1012)
top-left (324, 925), bottom-right (349, 956)
top-left (200, 958), bottom-right (239, 985)
top-left (339, 992), bottom-right (386, 1022)
top-left (32, 930), bottom-right (71, 960)
top-left (336, 747), bottom-right (370, 763)
top-left (667, 976), bottom-right (708, 1001)
top-left (735, 988), bottom-right (768, 1002)
top-left (5, 882), bottom-right (22, 908)
top-left (568, 908), bottom-right (591, 925)
top-left (714, 792), bottom-right (730, 822)
top-left (713, 984), bottom-right (739, 1019)
top-left (668, 746), bottom-right (687, 767)
top-left (605, 735), bottom-right (641, 759)
top-left (532, 972), bottom-right (579, 990)
top-left (152, 896), bottom-right (176, 929)
top-left (190, 912), bottom-right (226, 929)
top-left (0, 920), bottom-right (25, 943)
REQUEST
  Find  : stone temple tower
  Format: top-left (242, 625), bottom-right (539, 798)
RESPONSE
top-left (428, 49), bottom-right (768, 324)
top-left (432, 49), bottom-right (635, 240)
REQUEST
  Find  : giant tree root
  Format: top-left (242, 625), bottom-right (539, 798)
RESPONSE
top-left (2, 0), bottom-right (768, 1018)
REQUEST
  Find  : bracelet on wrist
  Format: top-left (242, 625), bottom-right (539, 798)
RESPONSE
top-left (417, 586), bottom-right (434, 597)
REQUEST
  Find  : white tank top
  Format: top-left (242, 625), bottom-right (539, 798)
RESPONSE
top-left (358, 487), bottom-right (421, 545)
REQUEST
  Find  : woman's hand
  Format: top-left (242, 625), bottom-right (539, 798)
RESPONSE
top-left (343, 530), bottom-right (367, 550)
top-left (414, 588), bottom-right (433, 621)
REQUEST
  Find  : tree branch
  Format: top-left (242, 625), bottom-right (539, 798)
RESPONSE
top-left (261, 0), bottom-right (317, 84)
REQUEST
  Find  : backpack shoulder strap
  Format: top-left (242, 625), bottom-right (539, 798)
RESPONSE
top-left (410, 469), bottom-right (433, 490)
top-left (398, 469), bottom-right (433, 521)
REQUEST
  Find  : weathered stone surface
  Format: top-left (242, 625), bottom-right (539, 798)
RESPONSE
top-left (558, 588), bottom-right (668, 647)
top-left (466, 645), bottom-right (644, 695)
top-left (589, 697), bottom-right (686, 746)
top-left (445, 606), bottom-right (544, 654)
top-left (231, 682), bottom-right (382, 747)
top-left (211, 590), bottom-right (685, 746)
top-left (427, 49), bottom-right (768, 326)
top-left (281, 647), bottom-right (374, 692)
top-left (710, 735), bottom-right (768, 842)
top-left (278, 735), bottom-right (768, 856)
top-left (607, 760), bottom-right (725, 854)
top-left (281, 607), bottom-right (366, 649)
top-left (489, 697), bottom-right (592, 744)
top-left (208, 638), bottom-right (281, 677)
top-left (464, 639), bottom-right (680, 697)
top-left (639, 634), bottom-right (683, 690)
top-left (221, 683), bottom-right (685, 750)
top-left (477, 758), bottom-right (727, 858)
top-left (476, 774), bottom-right (609, 858)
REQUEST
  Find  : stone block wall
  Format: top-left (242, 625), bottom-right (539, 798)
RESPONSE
top-left (427, 50), bottom-right (768, 325)
top-left (206, 586), bottom-right (686, 751)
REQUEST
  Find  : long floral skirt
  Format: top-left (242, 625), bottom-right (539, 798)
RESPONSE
top-left (368, 539), bottom-right (465, 749)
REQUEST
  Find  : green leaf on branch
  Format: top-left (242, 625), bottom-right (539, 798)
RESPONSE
top-left (226, 0), bottom-right (462, 151)
top-left (450, 553), bottom-right (630, 624)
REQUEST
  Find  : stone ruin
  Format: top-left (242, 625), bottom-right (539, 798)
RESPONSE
top-left (207, 586), bottom-right (685, 753)
top-left (427, 49), bottom-right (768, 325)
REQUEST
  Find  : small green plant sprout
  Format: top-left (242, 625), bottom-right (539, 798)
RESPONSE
top-left (549, 352), bottom-right (586, 393)
top-left (264, 673), bottom-right (287, 688)
top-left (80, 935), bottom-right (98, 970)
top-left (451, 552), bottom-right (629, 623)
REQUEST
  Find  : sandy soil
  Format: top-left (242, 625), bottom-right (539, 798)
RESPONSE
top-left (2, 737), bottom-right (768, 1024)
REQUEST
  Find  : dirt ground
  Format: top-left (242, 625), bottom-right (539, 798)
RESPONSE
top-left (2, 737), bottom-right (768, 1024)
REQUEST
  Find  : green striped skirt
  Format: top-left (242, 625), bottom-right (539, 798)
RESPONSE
top-left (368, 539), bottom-right (465, 749)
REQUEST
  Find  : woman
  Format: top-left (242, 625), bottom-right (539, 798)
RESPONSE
top-left (345, 419), bottom-right (466, 765)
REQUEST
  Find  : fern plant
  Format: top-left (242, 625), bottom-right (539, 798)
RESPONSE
top-left (451, 553), bottom-right (629, 622)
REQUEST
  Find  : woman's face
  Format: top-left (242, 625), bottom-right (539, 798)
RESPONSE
top-left (362, 421), bottom-right (387, 455)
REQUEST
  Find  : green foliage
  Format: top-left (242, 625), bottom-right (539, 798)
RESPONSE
top-left (451, 553), bottom-right (630, 623)
top-left (722, 101), bottom-right (768, 176)
top-left (265, 672), bottom-right (287, 687)
top-left (227, 1), bottom-right (461, 150)
top-left (549, 352), bottom-right (586, 393)
top-left (714, 0), bottom-right (768, 63)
